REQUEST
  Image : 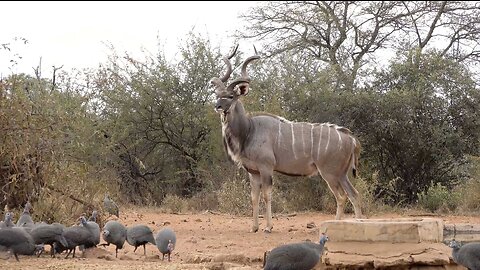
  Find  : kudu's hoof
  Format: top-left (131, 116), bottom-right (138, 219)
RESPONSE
top-left (263, 227), bottom-right (272, 233)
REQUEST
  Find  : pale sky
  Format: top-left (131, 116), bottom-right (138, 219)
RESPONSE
top-left (0, 1), bottom-right (260, 78)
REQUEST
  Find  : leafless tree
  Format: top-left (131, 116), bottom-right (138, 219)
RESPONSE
top-left (239, 1), bottom-right (480, 90)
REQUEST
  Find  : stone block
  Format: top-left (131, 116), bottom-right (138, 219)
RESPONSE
top-left (319, 218), bottom-right (444, 243)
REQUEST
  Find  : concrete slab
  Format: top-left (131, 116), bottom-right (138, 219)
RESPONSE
top-left (444, 223), bottom-right (480, 243)
top-left (319, 218), bottom-right (444, 243)
top-left (318, 242), bottom-right (457, 269)
top-left (313, 218), bottom-right (461, 269)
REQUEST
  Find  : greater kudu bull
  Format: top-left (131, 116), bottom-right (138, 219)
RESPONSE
top-left (211, 46), bottom-right (363, 233)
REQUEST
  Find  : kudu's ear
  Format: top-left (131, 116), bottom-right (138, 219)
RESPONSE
top-left (234, 52), bottom-right (260, 96)
top-left (238, 82), bottom-right (250, 96)
top-left (210, 77), bottom-right (226, 95)
top-left (227, 78), bottom-right (250, 95)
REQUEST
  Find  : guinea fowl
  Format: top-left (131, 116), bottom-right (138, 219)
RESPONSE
top-left (449, 239), bottom-right (480, 270)
top-left (55, 216), bottom-right (97, 258)
top-left (81, 215), bottom-right (100, 248)
top-left (16, 201), bottom-right (34, 227)
top-left (30, 223), bottom-right (68, 257)
top-left (0, 211), bottom-right (15, 228)
top-left (88, 210), bottom-right (98, 222)
top-left (103, 194), bottom-right (119, 218)
top-left (101, 220), bottom-right (127, 258)
top-left (0, 227), bottom-right (44, 261)
top-left (263, 233), bottom-right (329, 270)
top-left (126, 224), bottom-right (156, 256)
top-left (155, 227), bottom-right (177, 261)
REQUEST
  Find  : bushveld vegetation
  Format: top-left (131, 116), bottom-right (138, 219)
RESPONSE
top-left (1, 2), bottom-right (480, 223)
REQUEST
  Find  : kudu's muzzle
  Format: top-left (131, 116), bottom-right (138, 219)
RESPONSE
top-left (215, 98), bottom-right (232, 113)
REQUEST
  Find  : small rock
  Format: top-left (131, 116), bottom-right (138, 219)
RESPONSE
top-left (119, 254), bottom-right (133, 260)
top-left (307, 222), bottom-right (316, 228)
top-left (145, 254), bottom-right (160, 261)
top-left (186, 254), bottom-right (213, 263)
top-left (212, 253), bottom-right (250, 264)
top-left (208, 262), bottom-right (226, 270)
top-left (186, 237), bottom-right (197, 244)
top-left (102, 255), bottom-right (115, 261)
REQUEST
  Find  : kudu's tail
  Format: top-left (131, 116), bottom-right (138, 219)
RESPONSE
top-left (352, 137), bottom-right (361, 178)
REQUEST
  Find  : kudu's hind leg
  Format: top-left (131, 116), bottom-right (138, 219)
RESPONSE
top-left (339, 175), bottom-right (363, 218)
top-left (321, 173), bottom-right (348, 220)
top-left (249, 173), bottom-right (262, 233)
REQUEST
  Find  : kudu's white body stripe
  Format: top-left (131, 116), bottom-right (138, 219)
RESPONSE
top-left (290, 123), bottom-right (297, 160)
top-left (325, 125), bottom-right (331, 152)
top-left (317, 124), bottom-right (323, 160)
top-left (336, 129), bottom-right (342, 150)
top-left (310, 124), bottom-right (314, 158)
top-left (301, 124), bottom-right (306, 156)
top-left (277, 121), bottom-right (282, 148)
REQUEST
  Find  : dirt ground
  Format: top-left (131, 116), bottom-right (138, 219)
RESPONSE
top-left (1, 208), bottom-right (479, 269)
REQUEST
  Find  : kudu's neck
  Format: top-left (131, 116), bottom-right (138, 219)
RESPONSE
top-left (228, 100), bottom-right (250, 132)
top-left (224, 100), bottom-right (251, 143)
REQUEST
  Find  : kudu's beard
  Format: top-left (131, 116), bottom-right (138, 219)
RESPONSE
top-left (217, 103), bottom-right (235, 124)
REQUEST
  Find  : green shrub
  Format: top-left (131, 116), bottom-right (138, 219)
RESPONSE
top-left (417, 182), bottom-right (459, 212)
top-left (351, 173), bottom-right (380, 216)
top-left (185, 191), bottom-right (219, 212)
top-left (160, 194), bottom-right (188, 213)
top-left (454, 156), bottom-right (480, 212)
top-left (217, 175), bottom-right (251, 215)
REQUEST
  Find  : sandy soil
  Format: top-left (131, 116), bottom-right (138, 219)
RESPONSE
top-left (1, 208), bottom-right (479, 269)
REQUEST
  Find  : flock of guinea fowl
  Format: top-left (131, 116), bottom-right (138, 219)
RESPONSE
top-left (0, 194), bottom-right (479, 270)
top-left (0, 194), bottom-right (175, 264)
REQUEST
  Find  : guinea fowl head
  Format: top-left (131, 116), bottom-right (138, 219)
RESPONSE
top-left (320, 233), bottom-right (329, 245)
top-left (449, 239), bottom-right (461, 249)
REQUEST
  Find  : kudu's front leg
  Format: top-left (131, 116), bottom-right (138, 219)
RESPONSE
top-left (249, 172), bottom-right (274, 233)
top-left (261, 175), bottom-right (273, 233)
top-left (249, 173), bottom-right (261, 233)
